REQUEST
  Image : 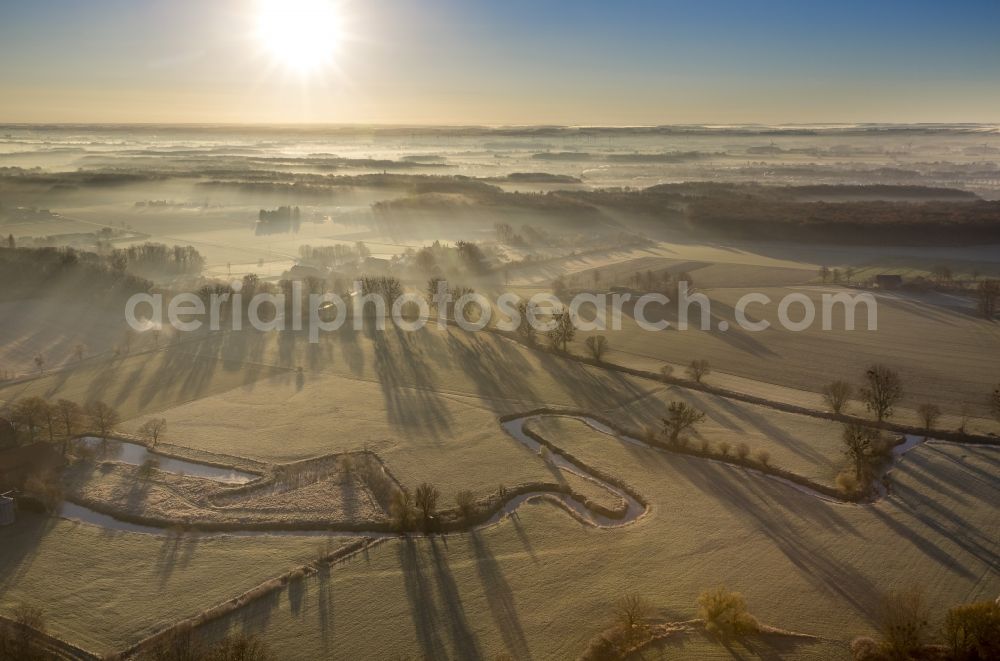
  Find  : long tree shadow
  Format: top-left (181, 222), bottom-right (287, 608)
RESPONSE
top-left (469, 531), bottom-right (534, 661)
top-left (398, 538), bottom-right (447, 660)
top-left (677, 458), bottom-right (882, 620)
top-left (428, 537), bottom-right (483, 660)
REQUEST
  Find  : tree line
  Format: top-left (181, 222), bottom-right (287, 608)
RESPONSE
top-left (2, 398), bottom-right (121, 452)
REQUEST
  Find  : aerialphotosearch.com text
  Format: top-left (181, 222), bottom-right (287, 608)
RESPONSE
top-left (125, 280), bottom-right (878, 342)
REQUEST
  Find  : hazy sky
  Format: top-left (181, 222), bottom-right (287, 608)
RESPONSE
top-left (1, 0), bottom-right (998, 125)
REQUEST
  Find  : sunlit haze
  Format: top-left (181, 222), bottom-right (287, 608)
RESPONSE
top-left (1, 0), bottom-right (999, 124)
top-left (1, 3), bottom-right (999, 661)
top-left (255, 0), bottom-right (341, 76)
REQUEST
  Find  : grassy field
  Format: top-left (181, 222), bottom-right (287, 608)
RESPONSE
top-left (2, 308), bottom-right (997, 659)
top-left (4, 324), bottom-right (870, 501)
top-left (191, 432), bottom-right (999, 660)
top-left (571, 284), bottom-right (1000, 427)
top-left (0, 513), bottom-right (349, 656)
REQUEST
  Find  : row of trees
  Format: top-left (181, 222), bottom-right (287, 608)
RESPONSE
top-left (110, 243), bottom-right (204, 277)
top-left (825, 366), bottom-right (1000, 429)
top-left (823, 365), bottom-right (903, 422)
top-left (389, 482), bottom-right (441, 532)
top-left (0, 245), bottom-right (154, 302)
top-left (657, 400), bottom-right (772, 467)
top-left (298, 241), bottom-right (369, 268)
top-left (2, 398), bottom-right (119, 452)
top-left (587, 585), bottom-right (998, 661)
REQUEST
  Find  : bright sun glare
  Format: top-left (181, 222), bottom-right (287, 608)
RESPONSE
top-left (255, 0), bottom-right (340, 75)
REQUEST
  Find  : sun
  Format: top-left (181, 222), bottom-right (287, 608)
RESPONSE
top-left (255, 0), bottom-right (341, 75)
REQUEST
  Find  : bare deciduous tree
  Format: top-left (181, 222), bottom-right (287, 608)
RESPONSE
top-left (614, 594), bottom-right (652, 644)
top-left (551, 276), bottom-right (568, 300)
top-left (860, 364), bottom-right (903, 422)
top-left (822, 380), bottom-right (853, 415)
top-left (916, 403), bottom-right (941, 432)
top-left (138, 418), bottom-right (167, 445)
top-left (86, 401), bottom-right (120, 440)
top-left (877, 586), bottom-right (931, 659)
top-left (39, 401), bottom-right (57, 444)
top-left (842, 423), bottom-right (879, 481)
top-left (54, 399), bottom-right (84, 453)
top-left (12, 397), bottom-right (49, 444)
top-left (516, 300), bottom-right (536, 346)
top-left (661, 401), bottom-right (706, 445)
top-left (585, 335), bottom-right (609, 362)
top-left (547, 311), bottom-right (576, 352)
top-left (976, 279), bottom-right (998, 319)
top-left (686, 359), bottom-right (711, 383)
top-left (414, 482), bottom-right (440, 528)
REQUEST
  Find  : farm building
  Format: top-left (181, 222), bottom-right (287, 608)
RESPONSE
top-left (0, 493), bottom-right (14, 526)
top-left (875, 274), bottom-right (903, 289)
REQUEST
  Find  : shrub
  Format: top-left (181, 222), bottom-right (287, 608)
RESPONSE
top-left (697, 586), bottom-right (757, 637)
top-left (944, 600), bottom-right (1000, 660)
top-left (836, 470), bottom-right (861, 497)
top-left (850, 636), bottom-right (881, 661)
top-left (717, 441), bottom-right (731, 458)
top-left (642, 425), bottom-right (657, 443)
top-left (699, 439), bottom-right (711, 454)
top-left (755, 449), bottom-right (771, 467)
top-left (735, 442), bottom-right (750, 461)
top-left (659, 364), bottom-right (674, 379)
top-left (581, 633), bottom-right (624, 661)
